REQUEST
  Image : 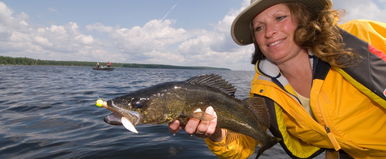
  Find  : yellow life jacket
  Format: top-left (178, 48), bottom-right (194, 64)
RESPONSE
top-left (339, 19), bottom-right (386, 54)
top-left (251, 58), bottom-right (386, 158)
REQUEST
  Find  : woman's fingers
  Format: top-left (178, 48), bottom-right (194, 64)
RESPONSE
top-left (206, 106), bottom-right (217, 135)
top-left (169, 106), bottom-right (218, 138)
top-left (168, 120), bottom-right (181, 133)
top-left (185, 108), bottom-right (202, 134)
top-left (196, 106), bottom-right (216, 135)
top-left (185, 118), bottom-right (200, 134)
top-left (188, 106), bottom-right (218, 137)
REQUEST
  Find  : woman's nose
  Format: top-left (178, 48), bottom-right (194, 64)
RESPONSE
top-left (265, 24), bottom-right (277, 38)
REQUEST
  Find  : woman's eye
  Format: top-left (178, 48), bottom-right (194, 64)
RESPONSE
top-left (255, 26), bottom-right (263, 32)
top-left (276, 15), bottom-right (287, 21)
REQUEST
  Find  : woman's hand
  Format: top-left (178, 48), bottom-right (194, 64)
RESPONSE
top-left (168, 106), bottom-right (225, 141)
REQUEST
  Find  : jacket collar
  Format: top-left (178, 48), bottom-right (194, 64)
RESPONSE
top-left (256, 51), bottom-right (315, 80)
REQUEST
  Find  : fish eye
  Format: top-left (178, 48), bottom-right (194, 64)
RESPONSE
top-left (134, 101), bottom-right (142, 108)
top-left (130, 98), bottom-right (148, 108)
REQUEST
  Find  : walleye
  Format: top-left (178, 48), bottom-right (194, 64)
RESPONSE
top-left (96, 74), bottom-right (278, 158)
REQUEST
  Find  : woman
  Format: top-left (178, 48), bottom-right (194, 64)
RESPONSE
top-left (169, 0), bottom-right (386, 158)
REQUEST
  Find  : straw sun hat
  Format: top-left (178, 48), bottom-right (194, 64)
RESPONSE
top-left (231, 0), bottom-right (332, 45)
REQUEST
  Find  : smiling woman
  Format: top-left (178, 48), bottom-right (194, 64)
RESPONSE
top-left (168, 0), bottom-right (386, 158)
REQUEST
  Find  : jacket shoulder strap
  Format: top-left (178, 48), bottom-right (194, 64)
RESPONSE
top-left (339, 29), bottom-right (386, 107)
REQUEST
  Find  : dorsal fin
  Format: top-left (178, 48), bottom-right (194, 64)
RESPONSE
top-left (185, 74), bottom-right (236, 97)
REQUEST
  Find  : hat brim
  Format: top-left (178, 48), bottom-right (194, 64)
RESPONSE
top-left (231, 0), bottom-right (330, 45)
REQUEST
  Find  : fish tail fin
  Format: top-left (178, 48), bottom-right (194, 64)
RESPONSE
top-left (255, 137), bottom-right (280, 159)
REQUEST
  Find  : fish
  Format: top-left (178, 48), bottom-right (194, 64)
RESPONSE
top-left (96, 74), bottom-right (278, 158)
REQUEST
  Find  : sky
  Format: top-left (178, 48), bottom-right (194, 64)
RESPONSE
top-left (0, 0), bottom-right (385, 70)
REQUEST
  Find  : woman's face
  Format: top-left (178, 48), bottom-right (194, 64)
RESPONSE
top-left (252, 3), bottom-right (303, 64)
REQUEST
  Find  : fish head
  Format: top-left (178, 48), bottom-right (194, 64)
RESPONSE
top-left (106, 97), bottom-right (146, 121)
top-left (100, 82), bottom-right (185, 133)
top-left (100, 95), bottom-right (152, 133)
top-left (103, 92), bottom-right (152, 121)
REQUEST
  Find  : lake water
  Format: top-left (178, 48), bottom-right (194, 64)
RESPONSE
top-left (0, 65), bottom-right (312, 159)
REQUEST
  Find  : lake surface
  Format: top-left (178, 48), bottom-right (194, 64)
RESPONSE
top-left (0, 65), bottom-right (310, 159)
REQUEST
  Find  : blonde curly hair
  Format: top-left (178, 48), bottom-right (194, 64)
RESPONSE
top-left (251, 2), bottom-right (359, 67)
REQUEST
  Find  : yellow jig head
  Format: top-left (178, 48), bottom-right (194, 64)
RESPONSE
top-left (96, 99), bottom-right (106, 107)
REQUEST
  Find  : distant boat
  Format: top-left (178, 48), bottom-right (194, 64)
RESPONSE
top-left (93, 66), bottom-right (115, 71)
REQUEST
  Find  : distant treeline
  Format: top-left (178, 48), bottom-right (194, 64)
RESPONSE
top-left (0, 56), bottom-right (230, 70)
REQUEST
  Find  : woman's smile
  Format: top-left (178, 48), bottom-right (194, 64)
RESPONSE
top-left (267, 38), bottom-right (285, 48)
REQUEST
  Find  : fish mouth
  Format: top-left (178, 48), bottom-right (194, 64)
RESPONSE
top-left (98, 99), bottom-right (141, 133)
top-left (104, 112), bottom-right (123, 125)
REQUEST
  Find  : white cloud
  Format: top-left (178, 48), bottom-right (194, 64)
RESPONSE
top-left (1, 0), bottom-right (383, 70)
top-left (85, 19), bottom-right (190, 63)
top-left (0, 1), bottom-right (13, 20)
top-left (34, 36), bottom-right (52, 47)
top-left (0, 0), bottom-right (255, 70)
top-left (333, 0), bottom-right (386, 23)
top-left (75, 34), bottom-right (94, 45)
top-left (0, 2), bottom-right (102, 61)
top-left (0, 0), bottom-right (258, 70)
